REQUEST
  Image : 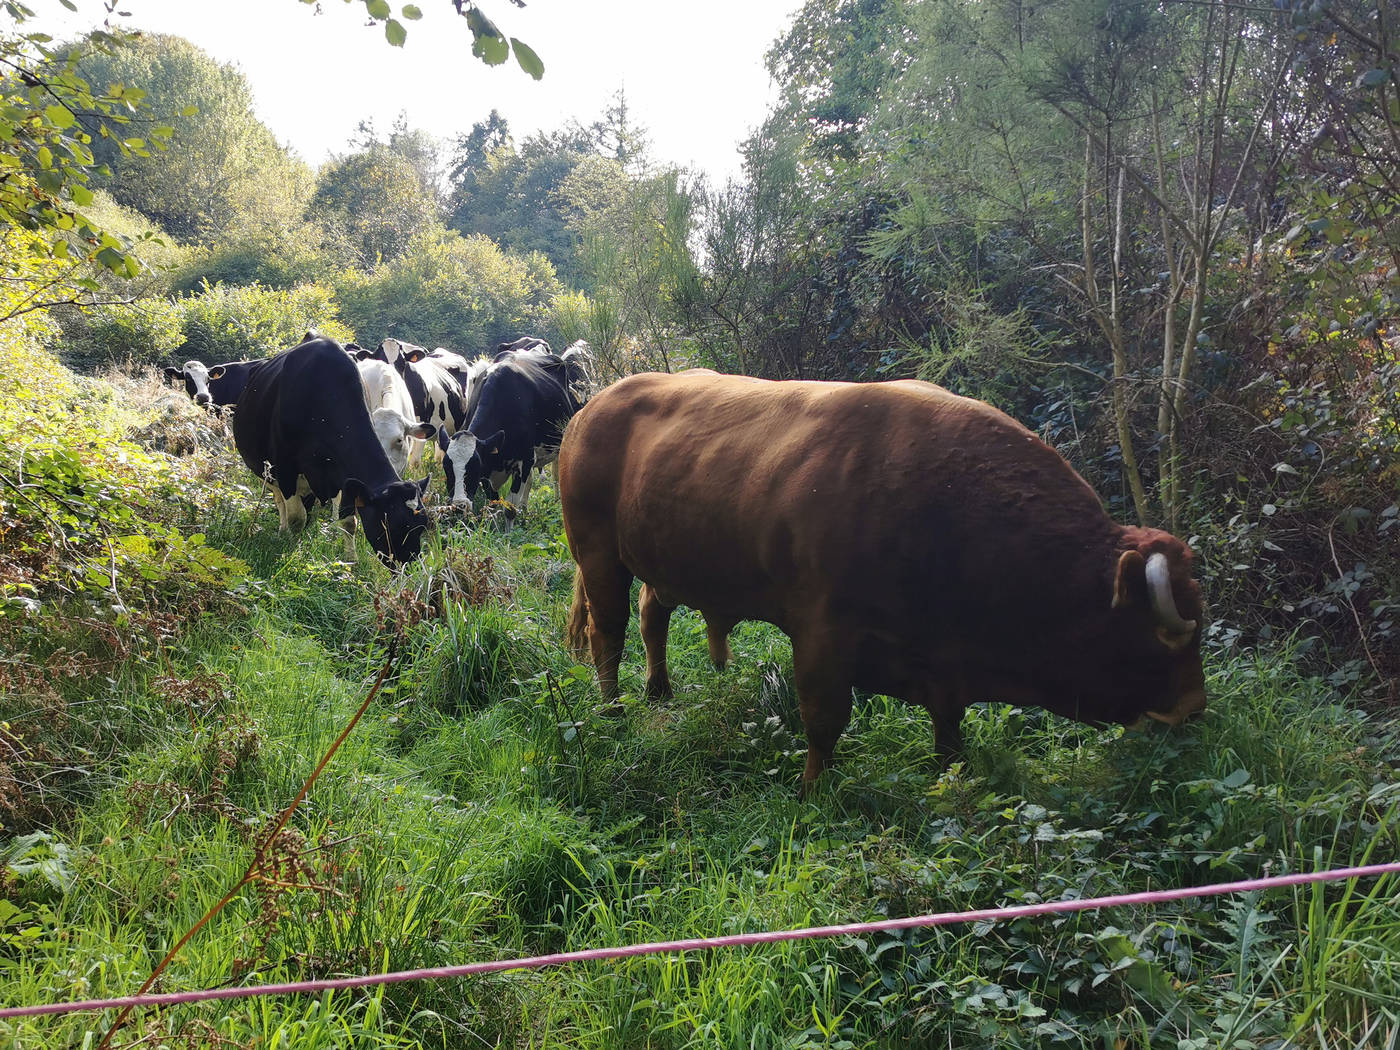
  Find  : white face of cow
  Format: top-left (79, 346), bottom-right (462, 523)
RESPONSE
top-left (370, 407), bottom-right (434, 478)
top-left (444, 431), bottom-right (478, 505)
top-left (180, 360), bottom-right (212, 405)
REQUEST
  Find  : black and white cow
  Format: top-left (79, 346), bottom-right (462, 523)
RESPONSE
top-left (164, 359), bottom-right (259, 411)
top-left (360, 338), bottom-right (468, 458)
top-left (232, 337), bottom-right (431, 565)
top-left (443, 342), bottom-right (592, 513)
top-left (356, 358), bottom-right (436, 477)
top-left (492, 335), bottom-right (552, 358)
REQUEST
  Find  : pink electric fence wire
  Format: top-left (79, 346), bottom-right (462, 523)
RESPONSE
top-left (4, 859), bottom-right (1398, 1021)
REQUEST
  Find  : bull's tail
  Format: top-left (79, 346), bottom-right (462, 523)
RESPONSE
top-left (566, 566), bottom-right (591, 660)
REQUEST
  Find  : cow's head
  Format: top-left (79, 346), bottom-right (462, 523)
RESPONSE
top-left (443, 429), bottom-right (505, 506)
top-left (370, 407), bottom-right (436, 477)
top-left (164, 360), bottom-right (216, 408)
top-left (342, 476), bottom-right (432, 565)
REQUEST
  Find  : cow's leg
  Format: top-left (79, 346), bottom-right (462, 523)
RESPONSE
top-left (332, 494), bottom-right (357, 562)
top-left (638, 583), bottom-right (674, 701)
top-left (578, 559), bottom-right (632, 703)
top-left (506, 469), bottom-right (533, 513)
top-left (271, 485), bottom-right (291, 531)
top-left (791, 635), bottom-right (855, 796)
top-left (279, 471), bottom-right (309, 531)
top-left (704, 615), bottom-right (736, 670)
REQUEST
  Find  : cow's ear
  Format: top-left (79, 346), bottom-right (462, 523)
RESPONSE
top-left (353, 348), bottom-right (373, 361)
top-left (342, 478), bottom-right (372, 509)
top-left (481, 429), bottom-right (506, 454)
top-left (163, 366), bottom-right (184, 381)
top-left (409, 423), bottom-right (436, 440)
top-left (1111, 549), bottom-right (1146, 609)
top-left (405, 348), bottom-right (426, 363)
top-left (415, 476), bottom-right (430, 496)
top-left (207, 366), bottom-right (227, 381)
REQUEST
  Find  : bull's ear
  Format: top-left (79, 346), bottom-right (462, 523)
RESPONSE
top-left (409, 422), bottom-right (436, 440)
top-left (342, 478), bottom-right (372, 509)
top-left (207, 366), bottom-right (227, 380)
top-left (163, 366), bottom-right (184, 381)
top-left (1111, 549), bottom-right (1146, 609)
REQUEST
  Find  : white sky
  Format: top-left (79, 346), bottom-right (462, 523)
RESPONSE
top-left (31, 0), bottom-right (801, 184)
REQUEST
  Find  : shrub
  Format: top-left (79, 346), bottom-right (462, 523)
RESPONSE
top-left (176, 280), bottom-right (354, 361)
top-left (79, 298), bottom-right (185, 366)
top-left (332, 229), bottom-right (562, 352)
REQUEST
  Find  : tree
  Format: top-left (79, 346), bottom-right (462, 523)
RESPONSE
top-left (75, 32), bottom-right (312, 244)
top-left (447, 121), bottom-right (596, 287)
top-left (0, 13), bottom-right (168, 318)
top-left (559, 156), bottom-right (698, 376)
top-left (312, 145), bottom-right (441, 266)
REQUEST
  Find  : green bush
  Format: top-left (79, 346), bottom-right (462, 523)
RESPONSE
top-left (80, 298), bottom-right (186, 366)
top-left (176, 280), bottom-right (354, 361)
top-left (332, 229), bottom-right (563, 352)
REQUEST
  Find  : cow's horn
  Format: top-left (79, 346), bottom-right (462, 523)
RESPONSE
top-left (1146, 553), bottom-right (1196, 636)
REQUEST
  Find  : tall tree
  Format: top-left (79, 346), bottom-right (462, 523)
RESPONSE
top-left (75, 33), bottom-right (309, 244)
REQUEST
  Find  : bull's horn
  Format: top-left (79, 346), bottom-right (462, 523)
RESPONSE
top-left (1146, 552), bottom-right (1196, 636)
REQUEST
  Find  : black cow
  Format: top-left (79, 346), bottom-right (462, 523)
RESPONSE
top-left (164, 359), bottom-right (259, 411)
top-left (444, 342), bottom-right (592, 513)
top-left (231, 337), bottom-right (431, 565)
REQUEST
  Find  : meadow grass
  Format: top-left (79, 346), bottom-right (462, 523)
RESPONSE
top-left (4, 474), bottom-right (1400, 1049)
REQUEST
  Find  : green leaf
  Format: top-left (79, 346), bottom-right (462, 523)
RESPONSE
top-left (44, 103), bottom-right (74, 129)
top-left (511, 38), bottom-right (544, 80)
top-left (385, 17), bottom-right (406, 46)
top-left (466, 9), bottom-right (509, 66)
top-left (36, 145), bottom-right (52, 168)
top-left (402, 3), bottom-right (422, 17)
top-left (365, 0), bottom-right (391, 18)
top-left (94, 246), bottom-right (126, 272)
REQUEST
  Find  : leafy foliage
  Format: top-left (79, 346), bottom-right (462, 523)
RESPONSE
top-left (74, 32), bottom-right (312, 244)
top-left (332, 228), bottom-right (563, 352)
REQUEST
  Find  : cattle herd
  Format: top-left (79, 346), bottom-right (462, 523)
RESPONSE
top-left (166, 331), bottom-right (591, 563)
top-left (166, 337), bottom-right (1208, 790)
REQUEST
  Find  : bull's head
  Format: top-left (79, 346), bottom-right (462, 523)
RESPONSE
top-left (1111, 546), bottom-right (1207, 726)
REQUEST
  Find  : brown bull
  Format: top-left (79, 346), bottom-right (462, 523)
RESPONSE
top-left (560, 370), bottom-right (1206, 792)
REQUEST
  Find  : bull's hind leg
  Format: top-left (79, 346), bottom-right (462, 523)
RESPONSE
top-left (704, 615), bottom-right (736, 670)
top-left (791, 634), bottom-right (855, 796)
top-left (638, 583), bottom-right (675, 701)
top-left (575, 558), bottom-right (633, 702)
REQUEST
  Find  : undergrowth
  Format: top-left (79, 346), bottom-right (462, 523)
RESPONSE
top-left (2, 343), bottom-right (1399, 1049)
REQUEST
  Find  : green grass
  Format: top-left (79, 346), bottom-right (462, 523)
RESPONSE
top-left (4, 475), bottom-right (1400, 1049)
